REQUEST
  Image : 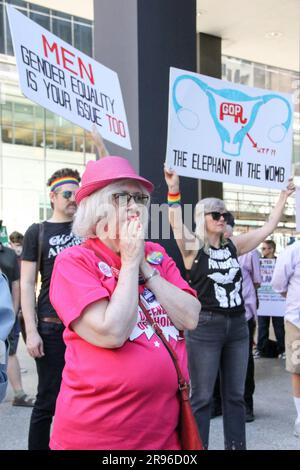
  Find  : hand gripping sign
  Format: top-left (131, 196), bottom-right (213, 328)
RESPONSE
top-left (6, 5), bottom-right (131, 150)
top-left (166, 67), bottom-right (293, 189)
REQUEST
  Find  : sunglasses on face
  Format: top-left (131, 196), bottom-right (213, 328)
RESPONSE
top-left (56, 190), bottom-right (76, 200)
top-left (205, 211), bottom-right (231, 222)
top-left (112, 192), bottom-right (150, 206)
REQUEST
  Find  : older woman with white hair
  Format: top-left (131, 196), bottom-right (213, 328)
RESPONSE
top-left (48, 157), bottom-right (201, 450)
top-left (164, 166), bottom-right (295, 450)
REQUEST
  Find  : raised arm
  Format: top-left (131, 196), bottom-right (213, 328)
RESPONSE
top-left (164, 165), bottom-right (199, 267)
top-left (231, 178), bottom-right (295, 256)
top-left (90, 124), bottom-right (108, 159)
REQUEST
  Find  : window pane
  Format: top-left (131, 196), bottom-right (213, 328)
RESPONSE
top-left (2, 126), bottom-right (13, 144)
top-left (0, 4), bottom-right (4, 54)
top-left (73, 16), bottom-right (91, 26)
top-left (6, 0), bottom-right (26, 6)
top-left (13, 102), bottom-right (34, 128)
top-left (5, 8), bottom-right (14, 55)
top-left (52, 10), bottom-right (71, 20)
top-left (52, 18), bottom-right (72, 45)
top-left (14, 126), bottom-right (34, 146)
top-left (29, 12), bottom-right (50, 32)
top-left (1, 101), bottom-right (13, 126)
top-left (29, 4), bottom-right (50, 15)
top-left (74, 23), bottom-right (92, 57)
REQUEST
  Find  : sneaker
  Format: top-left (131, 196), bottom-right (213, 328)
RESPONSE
top-left (294, 420), bottom-right (300, 438)
top-left (253, 350), bottom-right (261, 359)
top-left (12, 394), bottom-right (35, 407)
top-left (278, 353), bottom-right (286, 360)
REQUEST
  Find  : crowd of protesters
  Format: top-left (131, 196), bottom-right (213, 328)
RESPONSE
top-left (0, 130), bottom-right (299, 450)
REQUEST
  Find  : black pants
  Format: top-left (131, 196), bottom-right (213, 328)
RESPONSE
top-left (213, 318), bottom-right (256, 412)
top-left (244, 318), bottom-right (255, 411)
top-left (28, 322), bottom-right (65, 450)
top-left (257, 315), bottom-right (285, 354)
top-left (186, 311), bottom-right (249, 450)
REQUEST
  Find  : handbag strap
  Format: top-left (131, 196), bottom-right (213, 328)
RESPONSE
top-left (35, 222), bottom-right (44, 286)
top-left (138, 299), bottom-right (189, 398)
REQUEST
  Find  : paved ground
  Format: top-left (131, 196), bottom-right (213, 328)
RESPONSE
top-left (0, 338), bottom-right (300, 450)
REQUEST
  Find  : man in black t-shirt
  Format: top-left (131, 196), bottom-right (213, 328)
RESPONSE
top-left (21, 168), bottom-right (81, 450)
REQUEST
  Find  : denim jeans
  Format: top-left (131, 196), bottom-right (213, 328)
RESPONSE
top-left (185, 310), bottom-right (249, 450)
top-left (257, 316), bottom-right (285, 354)
top-left (28, 321), bottom-right (65, 450)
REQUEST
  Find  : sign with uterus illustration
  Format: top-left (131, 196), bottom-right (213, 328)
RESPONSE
top-left (166, 67), bottom-right (293, 188)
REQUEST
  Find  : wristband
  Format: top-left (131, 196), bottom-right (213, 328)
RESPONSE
top-left (167, 192), bottom-right (181, 207)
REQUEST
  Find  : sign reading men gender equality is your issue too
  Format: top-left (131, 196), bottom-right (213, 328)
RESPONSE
top-left (166, 67), bottom-right (293, 188)
top-left (6, 5), bottom-right (131, 149)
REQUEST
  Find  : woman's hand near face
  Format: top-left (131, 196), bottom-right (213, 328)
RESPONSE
top-left (119, 217), bottom-right (144, 267)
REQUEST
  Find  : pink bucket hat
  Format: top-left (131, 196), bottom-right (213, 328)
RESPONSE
top-left (75, 156), bottom-right (154, 204)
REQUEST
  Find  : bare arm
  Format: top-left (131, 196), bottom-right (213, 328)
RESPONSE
top-left (90, 125), bottom-right (108, 158)
top-left (231, 179), bottom-right (295, 256)
top-left (11, 280), bottom-right (20, 315)
top-left (140, 261), bottom-right (200, 331)
top-left (71, 264), bottom-right (140, 348)
top-left (164, 166), bottom-right (199, 267)
top-left (21, 260), bottom-right (44, 357)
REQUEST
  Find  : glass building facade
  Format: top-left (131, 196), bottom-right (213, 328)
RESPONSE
top-left (0, 0), bottom-right (95, 233)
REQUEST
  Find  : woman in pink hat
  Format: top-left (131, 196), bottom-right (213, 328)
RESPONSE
top-left (49, 156), bottom-right (201, 450)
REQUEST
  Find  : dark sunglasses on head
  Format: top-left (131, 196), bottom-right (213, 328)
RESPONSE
top-left (56, 190), bottom-right (76, 200)
top-left (205, 211), bottom-right (231, 222)
top-left (112, 192), bottom-right (149, 206)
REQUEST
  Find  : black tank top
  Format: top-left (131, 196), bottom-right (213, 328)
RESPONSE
top-left (186, 239), bottom-right (245, 316)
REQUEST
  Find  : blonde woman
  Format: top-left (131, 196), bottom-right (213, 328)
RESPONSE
top-left (164, 166), bottom-right (295, 450)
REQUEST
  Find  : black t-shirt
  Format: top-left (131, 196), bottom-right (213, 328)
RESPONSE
top-left (22, 221), bottom-right (81, 319)
top-left (187, 239), bottom-right (245, 316)
top-left (0, 244), bottom-right (20, 292)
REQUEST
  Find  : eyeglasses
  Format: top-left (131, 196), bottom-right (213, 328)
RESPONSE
top-left (112, 192), bottom-right (150, 206)
top-left (205, 211), bottom-right (231, 222)
top-left (56, 190), bottom-right (76, 200)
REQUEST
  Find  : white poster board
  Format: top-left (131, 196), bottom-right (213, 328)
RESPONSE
top-left (296, 187), bottom-right (300, 232)
top-left (166, 67), bottom-right (293, 189)
top-left (6, 5), bottom-right (131, 149)
top-left (257, 258), bottom-right (285, 317)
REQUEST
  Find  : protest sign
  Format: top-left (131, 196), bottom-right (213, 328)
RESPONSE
top-left (166, 67), bottom-right (293, 188)
top-left (6, 5), bottom-right (131, 149)
top-left (257, 258), bottom-right (285, 317)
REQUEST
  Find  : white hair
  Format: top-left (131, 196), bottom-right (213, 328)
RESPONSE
top-left (194, 197), bottom-right (228, 253)
top-left (72, 178), bottom-right (150, 238)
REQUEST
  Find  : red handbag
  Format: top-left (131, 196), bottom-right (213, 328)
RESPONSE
top-left (139, 300), bottom-right (203, 451)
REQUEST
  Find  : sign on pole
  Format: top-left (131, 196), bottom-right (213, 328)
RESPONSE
top-left (166, 67), bottom-right (293, 189)
top-left (6, 5), bottom-right (131, 149)
top-left (257, 258), bottom-right (285, 317)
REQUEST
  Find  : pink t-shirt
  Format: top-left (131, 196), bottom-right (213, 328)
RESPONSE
top-left (49, 239), bottom-right (196, 450)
